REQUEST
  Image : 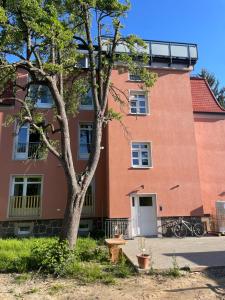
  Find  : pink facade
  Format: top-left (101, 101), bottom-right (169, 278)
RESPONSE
top-left (0, 40), bottom-right (224, 237)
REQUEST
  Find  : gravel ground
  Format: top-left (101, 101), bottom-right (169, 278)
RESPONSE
top-left (0, 270), bottom-right (225, 299)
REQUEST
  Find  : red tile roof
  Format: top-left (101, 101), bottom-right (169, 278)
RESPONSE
top-left (191, 77), bottom-right (225, 114)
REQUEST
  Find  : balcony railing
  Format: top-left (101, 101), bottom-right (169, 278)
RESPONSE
top-left (102, 38), bottom-right (198, 66)
top-left (15, 142), bottom-right (44, 160)
top-left (82, 193), bottom-right (94, 217)
top-left (8, 195), bottom-right (41, 218)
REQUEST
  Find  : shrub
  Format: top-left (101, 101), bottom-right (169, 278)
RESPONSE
top-left (74, 238), bottom-right (98, 261)
top-left (30, 238), bottom-right (71, 275)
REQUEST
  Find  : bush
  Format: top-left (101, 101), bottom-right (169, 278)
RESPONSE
top-left (30, 239), bottom-right (71, 275)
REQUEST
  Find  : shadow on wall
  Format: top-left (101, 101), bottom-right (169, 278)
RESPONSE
top-left (190, 206), bottom-right (204, 216)
top-left (194, 117), bottom-right (225, 123)
top-left (218, 191), bottom-right (225, 197)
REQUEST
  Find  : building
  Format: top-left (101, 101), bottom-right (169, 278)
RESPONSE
top-left (0, 40), bottom-right (224, 238)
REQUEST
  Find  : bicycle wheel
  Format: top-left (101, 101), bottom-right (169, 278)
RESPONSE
top-left (173, 224), bottom-right (187, 238)
top-left (193, 223), bottom-right (204, 237)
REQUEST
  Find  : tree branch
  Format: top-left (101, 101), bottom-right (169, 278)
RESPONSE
top-left (83, 5), bottom-right (100, 111)
top-left (102, 21), bottom-right (121, 113)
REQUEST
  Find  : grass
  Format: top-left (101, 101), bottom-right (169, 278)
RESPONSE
top-left (13, 273), bottom-right (32, 284)
top-left (0, 237), bottom-right (135, 284)
top-left (48, 284), bottom-right (65, 295)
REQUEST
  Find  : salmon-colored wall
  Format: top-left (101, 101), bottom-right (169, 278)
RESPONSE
top-left (106, 68), bottom-right (203, 218)
top-left (194, 114), bottom-right (225, 215)
top-left (0, 70), bottom-right (107, 221)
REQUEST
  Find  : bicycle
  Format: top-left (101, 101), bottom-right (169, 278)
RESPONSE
top-left (173, 217), bottom-right (205, 238)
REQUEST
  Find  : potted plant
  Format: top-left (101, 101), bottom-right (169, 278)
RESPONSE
top-left (136, 237), bottom-right (150, 269)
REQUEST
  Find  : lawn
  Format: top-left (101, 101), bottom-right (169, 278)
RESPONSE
top-left (0, 237), bottom-right (135, 284)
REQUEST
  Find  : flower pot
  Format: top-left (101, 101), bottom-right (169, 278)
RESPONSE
top-left (136, 254), bottom-right (150, 269)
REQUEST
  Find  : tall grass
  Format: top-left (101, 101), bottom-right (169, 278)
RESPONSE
top-left (0, 237), bottom-right (135, 283)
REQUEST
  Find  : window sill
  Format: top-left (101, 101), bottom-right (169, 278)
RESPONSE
top-left (128, 113), bottom-right (150, 116)
top-left (130, 166), bottom-right (153, 170)
top-left (35, 104), bottom-right (53, 109)
top-left (127, 80), bottom-right (144, 83)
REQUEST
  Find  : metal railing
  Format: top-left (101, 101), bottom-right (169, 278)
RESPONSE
top-left (15, 142), bottom-right (43, 159)
top-left (8, 195), bottom-right (41, 218)
top-left (102, 38), bottom-right (198, 66)
top-left (105, 218), bottom-right (131, 239)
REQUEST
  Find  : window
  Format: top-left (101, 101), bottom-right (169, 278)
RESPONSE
top-left (82, 180), bottom-right (95, 217)
top-left (15, 223), bottom-right (34, 236)
top-left (80, 89), bottom-right (93, 110)
top-left (129, 73), bottom-right (142, 81)
top-left (139, 197), bottom-right (153, 206)
top-left (129, 91), bottom-right (148, 115)
top-left (12, 176), bottom-right (42, 198)
top-left (28, 84), bottom-right (53, 108)
top-left (9, 176), bottom-right (42, 218)
top-left (79, 124), bottom-right (93, 159)
top-left (131, 142), bottom-right (151, 168)
top-left (14, 123), bottom-right (44, 160)
top-left (76, 55), bottom-right (89, 68)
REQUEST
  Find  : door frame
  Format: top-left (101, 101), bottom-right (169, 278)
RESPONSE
top-left (130, 193), bottom-right (158, 237)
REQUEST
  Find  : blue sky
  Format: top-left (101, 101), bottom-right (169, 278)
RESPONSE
top-left (121, 0), bottom-right (225, 86)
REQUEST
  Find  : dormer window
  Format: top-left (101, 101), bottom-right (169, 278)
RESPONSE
top-left (28, 84), bottom-right (53, 108)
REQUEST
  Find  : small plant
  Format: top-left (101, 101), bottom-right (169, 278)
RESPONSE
top-left (138, 237), bottom-right (146, 255)
top-left (106, 255), bottom-right (134, 278)
top-left (167, 255), bottom-right (181, 277)
top-left (148, 249), bottom-right (155, 275)
top-left (13, 273), bottom-right (31, 284)
top-left (25, 288), bottom-right (39, 294)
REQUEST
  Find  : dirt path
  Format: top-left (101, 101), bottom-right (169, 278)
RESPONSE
top-left (0, 271), bottom-right (225, 299)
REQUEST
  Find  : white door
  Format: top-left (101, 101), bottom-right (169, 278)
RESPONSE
top-left (131, 195), bottom-right (157, 237)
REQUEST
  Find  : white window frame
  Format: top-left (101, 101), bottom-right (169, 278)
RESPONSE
top-left (14, 123), bottom-right (30, 160)
top-left (129, 90), bottom-right (149, 115)
top-left (28, 84), bottom-right (53, 109)
top-left (14, 123), bottom-right (43, 160)
top-left (131, 142), bottom-right (152, 168)
top-left (79, 123), bottom-right (93, 159)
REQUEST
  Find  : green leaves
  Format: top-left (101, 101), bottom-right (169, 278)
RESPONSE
top-left (105, 108), bottom-right (122, 121)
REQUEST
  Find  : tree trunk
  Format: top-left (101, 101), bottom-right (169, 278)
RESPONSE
top-left (60, 190), bottom-right (84, 249)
